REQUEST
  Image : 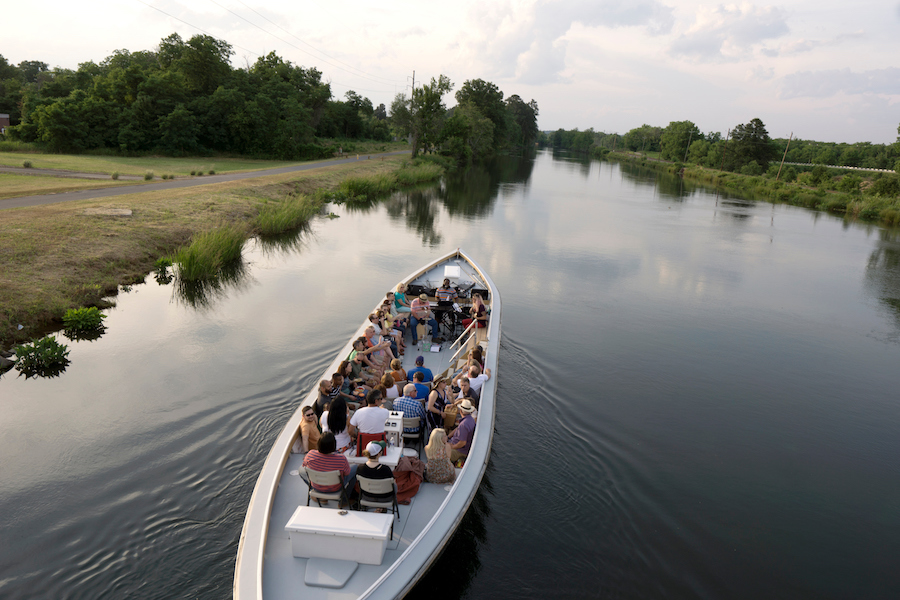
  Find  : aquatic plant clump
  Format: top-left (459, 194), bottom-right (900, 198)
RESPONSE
top-left (174, 224), bottom-right (247, 281)
top-left (15, 336), bottom-right (71, 379)
top-left (253, 195), bottom-right (320, 236)
top-left (63, 307), bottom-right (106, 332)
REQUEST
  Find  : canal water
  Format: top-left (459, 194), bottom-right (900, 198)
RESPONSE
top-left (2, 150), bottom-right (900, 599)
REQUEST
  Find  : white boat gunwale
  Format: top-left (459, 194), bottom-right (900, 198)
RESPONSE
top-left (234, 248), bottom-right (501, 600)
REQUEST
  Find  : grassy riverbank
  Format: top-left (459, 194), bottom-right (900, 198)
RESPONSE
top-left (608, 152), bottom-right (900, 227)
top-left (0, 154), bottom-right (436, 347)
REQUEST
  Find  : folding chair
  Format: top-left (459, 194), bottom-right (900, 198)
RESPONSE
top-left (301, 467), bottom-right (350, 508)
top-left (356, 476), bottom-right (399, 539)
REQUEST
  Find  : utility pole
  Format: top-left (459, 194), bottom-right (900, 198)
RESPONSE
top-left (719, 129), bottom-right (730, 171)
top-left (682, 129), bottom-right (693, 163)
top-left (776, 132), bottom-right (793, 181)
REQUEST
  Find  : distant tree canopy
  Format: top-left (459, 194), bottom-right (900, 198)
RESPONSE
top-left (0, 36), bottom-right (393, 158)
top-left (2, 43), bottom-right (540, 164)
top-left (543, 117), bottom-right (900, 174)
top-left (389, 76), bottom-right (539, 162)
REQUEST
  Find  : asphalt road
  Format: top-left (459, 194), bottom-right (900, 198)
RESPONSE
top-left (0, 152), bottom-right (406, 210)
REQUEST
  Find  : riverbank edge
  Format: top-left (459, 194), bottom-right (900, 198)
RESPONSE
top-left (606, 151), bottom-right (900, 227)
top-left (0, 156), bottom-right (442, 349)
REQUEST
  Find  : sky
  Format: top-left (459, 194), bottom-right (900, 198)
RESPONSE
top-left (3, 0), bottom-right (900, 144)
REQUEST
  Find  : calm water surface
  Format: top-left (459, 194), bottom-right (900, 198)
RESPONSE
top-left (2, 151), bottom-right (900, 599)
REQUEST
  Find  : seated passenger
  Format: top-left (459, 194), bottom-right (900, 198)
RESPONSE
top-left (426, 377), bottom-right (451, 431)
top-left (466, 364), bottom-right (491, 394)
top-left (302, 432), bottom-right (357, 504)
top-left (350, 389), bottom-right (390, 455)
top-left (389, 358), bottom-right (407, 385)
top-left (350, 338), bottom-right (383, 375)
top-left (357, 442), bottom-right (394, 506)
top-left (292, 405), bottom-right (321, 453)
top-left (410, 294), bottom-right (440, 344)
top-left (394, 383), bottom-right (427, 434)
top-left (393, 283), bottom-right (412, 314)
top-left (351, 390), bottom-right (390, 435)
top-left (314, 379), bottom-right (331, 418)
top-left (448, 399), bottom-right (477, 463)
top-left (461, 293), bottom-right (488, 329)
top-left (436, 278), bottom-right (458, 307)
top-left (411, 370), bottom-right (430, 401)
top-left (321, 397), bottom-right (355, 454)
top-left (382, 373), bottom-right (402, 400)
top-left (424, 428), bottom-right (456, 484)
top-left (452, 375), bottom-right (481, 407)
top-left (406, 355), bottom-right (434, 382)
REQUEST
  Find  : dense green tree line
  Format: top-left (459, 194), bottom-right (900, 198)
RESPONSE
top-left (0, 34), bottom-right (391, 158)
top-left (390, 77), bottom-right (539, 163)
top-left (1, 39), bottom-right (538, 164)
top-left (543, 119), bottom-right (900, 175)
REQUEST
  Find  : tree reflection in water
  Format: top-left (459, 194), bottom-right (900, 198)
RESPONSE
top-left (173, 259), bottom-right (252, 310)
top-left (865, 227), bottom-right (900, 334)
top-left (405, 466), bottom-right (494, 600)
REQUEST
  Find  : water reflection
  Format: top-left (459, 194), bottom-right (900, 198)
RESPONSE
top-left (405, 467), bottom-right (494, 600)
top-left (173, 259), bottom-right (252, 310)
top-left (255, 223), bottom-right (313, 258)
top-left (442, 155), bottom-right (536, 217)
top-left (385, 187), bottom-right (444, 246)
top-left (865, 228), bottom-right (900, 332)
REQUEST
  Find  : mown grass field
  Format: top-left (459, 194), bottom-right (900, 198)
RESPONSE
top-left (0, 173), bottom-right (142, 200)
top-left (0, 154), bottom-right (422, 347)
top-left (0, 152), bottom-right (306, 176)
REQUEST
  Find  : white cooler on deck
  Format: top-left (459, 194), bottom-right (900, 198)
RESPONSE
top-left (284, 506), bottom-right (392, 565)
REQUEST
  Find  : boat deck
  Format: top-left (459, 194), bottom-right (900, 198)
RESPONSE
top-left (261, 322), bottom-right (471, 598)
top-left (240, 251), bottom-right (499, 600)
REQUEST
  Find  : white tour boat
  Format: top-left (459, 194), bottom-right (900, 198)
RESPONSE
top-left (234, 248), bottom-right (500, 599)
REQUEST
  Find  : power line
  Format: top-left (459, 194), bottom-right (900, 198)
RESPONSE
top-left (134, 0), bottom-right (259, 57)
top-left (205, 0), bottom-right (401, 89)
top-left (230, 0), bottom-right (403, 85)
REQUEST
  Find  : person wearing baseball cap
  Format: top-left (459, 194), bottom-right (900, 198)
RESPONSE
top-left (406, 355), bottom-right (433, 382)
top-left (358, 441), bottom-right (394, 504)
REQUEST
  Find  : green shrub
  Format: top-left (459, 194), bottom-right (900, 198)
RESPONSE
top-left (781, 166), bottom-right (798, 183)
top-left (190, 170), bottom-right (197, 176)
top-left (208, 170), bottom-right (215, 175)
top-left (836, 174), bottom-right (862, 194)
top-left (63, 307), bottom-right (106, 332)
top-left (810, 165), bottom-right (830, 185)
top-left (23, 160), bottom-right (32, 168)
top-left (740, 161), bottom-right (763, 176)
top-left (174, 224), bottom-right (247, 281)
top-left (144, 171), bottom-right (154, 181)
top-left (111, 171), bottom-right (119, 180)
top-left (869, 174), bottom-right (900, 197)
top-left (14, 336), bottom-right (70, 379)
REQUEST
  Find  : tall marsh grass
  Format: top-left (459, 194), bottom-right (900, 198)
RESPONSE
top-left (337, 160), bottom-right (444, 201)
top-left (254, 195), bottom-right (320, 236)
top-left (174, 224), bottom-right (247, 281)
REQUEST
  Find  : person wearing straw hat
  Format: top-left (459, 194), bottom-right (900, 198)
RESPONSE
top-left (448, 399), bottom-right (477, 463)
top-left (410, 293), bottom-right (440, 344)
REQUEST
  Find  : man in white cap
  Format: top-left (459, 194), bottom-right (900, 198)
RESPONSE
top-left (358, 442), bottom-right (394, 504)
top-left (448, 399), bottom-right (477, 463)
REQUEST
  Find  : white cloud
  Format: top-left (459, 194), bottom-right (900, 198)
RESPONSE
top-left (781, 67), bottom-right (900, 98)
top-left (670, 4), bottom-right (790, 62)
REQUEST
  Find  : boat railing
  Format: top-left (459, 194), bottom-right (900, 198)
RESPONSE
top-left (449, 319), bottom-right (477, 352)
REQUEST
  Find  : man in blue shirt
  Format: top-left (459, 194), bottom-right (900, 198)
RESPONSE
top-left (406, 355), bottom-right (433, 382)
top-left (411, 371), bottom-right (430, 401)
top-left (394, 384), bottom-right (427, 434)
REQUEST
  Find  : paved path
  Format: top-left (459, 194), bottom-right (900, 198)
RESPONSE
top-left (0, 152), bottom-right (406, 210)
